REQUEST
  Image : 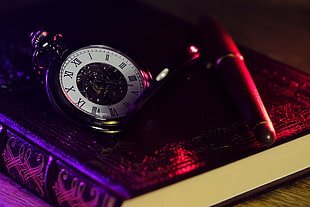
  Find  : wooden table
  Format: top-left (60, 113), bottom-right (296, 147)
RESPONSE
top-left (0, 173), bottom-right (51, 207)
top-left (0, 0), bottom-right (309, 206)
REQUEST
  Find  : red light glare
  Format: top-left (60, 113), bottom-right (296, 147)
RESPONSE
top-left (189, 45), bottom-right (199, 54)
top-left (42, 31), bottom-right (48, 37)
top-left (168, 145), bottom-right (204, 177)
top-left (139, 70), bottom-right (152, 88)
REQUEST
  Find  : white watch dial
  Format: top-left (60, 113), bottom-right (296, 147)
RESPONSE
top-left (59, 45), bottom-right (145, 119)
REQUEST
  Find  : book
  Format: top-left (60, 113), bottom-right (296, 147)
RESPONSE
top-left (0, 1), bottom-right (309, 206)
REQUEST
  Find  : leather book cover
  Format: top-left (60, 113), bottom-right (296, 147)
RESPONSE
top-left (0, 0), bottom-right (309, 206)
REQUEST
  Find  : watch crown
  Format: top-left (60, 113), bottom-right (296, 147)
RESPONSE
top-left (30, 30), bottom-right (65, 83)
top-left (30, 30), bottom-right (49, 48)
top-left (53, 33), bottom-right (64, 48)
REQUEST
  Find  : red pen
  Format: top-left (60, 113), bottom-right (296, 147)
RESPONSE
top-left (200, 16), bottom-right (276, 146)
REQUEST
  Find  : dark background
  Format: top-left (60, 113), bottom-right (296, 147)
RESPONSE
top-left (1, 0), bottom-right (309, 74)
top-left (135, 0), bottom-right (310, 74)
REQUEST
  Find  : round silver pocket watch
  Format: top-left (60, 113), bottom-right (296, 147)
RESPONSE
top-left (31, 30), bottom-right (152, 133)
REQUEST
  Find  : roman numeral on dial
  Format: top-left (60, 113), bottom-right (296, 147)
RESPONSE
top-left (71, 58), bottom-right (82, 67)
top-left (64, 71), bottom-right (74, 78)
top-left (131, 91), bottom-right (139, 95)
top-left (108, 107), bottom-right (118, 117)
top-left (123, 101), bottom-right (131, 109)
top-left (91, 106), bottom-right (100, 115)
top-left (65, 85), bottom-right (75, 93)
top-left (119, 62), bottom-right (126, 69)
top-left (76, 98), bottom-right (86, 108)
top-left (128, 75), bottom-right (137, 82)
top-left (88, 53), bottom-right (93, 60)
top-left (105, 54), bottom-right (110, 61)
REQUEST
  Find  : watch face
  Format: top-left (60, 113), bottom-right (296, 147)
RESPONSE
top-left (50, 45), bottom-right (150, 129)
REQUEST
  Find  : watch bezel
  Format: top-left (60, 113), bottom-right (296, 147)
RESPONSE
top-left (45, 45), bottom-right (151, 133)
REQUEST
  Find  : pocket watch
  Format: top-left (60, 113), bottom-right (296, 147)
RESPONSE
top-left (30, 30), bottom-right (152, 133)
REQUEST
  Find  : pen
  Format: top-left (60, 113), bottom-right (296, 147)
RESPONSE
top-left (122, 45), bottom-right (200, 130)
top-left (199, 16), bottom-right (276, 146)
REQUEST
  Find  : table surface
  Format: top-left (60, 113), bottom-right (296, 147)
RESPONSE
top-left (0, 0), bottom-right (310, 206)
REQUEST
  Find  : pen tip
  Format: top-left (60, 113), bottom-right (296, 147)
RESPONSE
top-left (254, 123), bottom-right (276, 147)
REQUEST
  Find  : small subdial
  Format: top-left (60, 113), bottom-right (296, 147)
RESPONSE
top-left (76, 63), bottom-right (127, 105)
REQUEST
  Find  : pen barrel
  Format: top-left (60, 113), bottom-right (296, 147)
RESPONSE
top-left (200, 16), bottom-right (275, 146)
top-left (199, 17), bottom-right (240, 59)
top-left (217, 57), bottom-right (273, 130)
top-left (217, 52), bottom-right (275, 146)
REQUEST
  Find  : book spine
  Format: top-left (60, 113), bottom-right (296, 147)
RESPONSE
top-left (0, 123), bottom-right (123, 207)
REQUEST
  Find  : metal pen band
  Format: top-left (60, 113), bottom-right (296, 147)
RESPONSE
top-left (215, 52), bottom-right (244, 66)
top-left (253, 121), bottom-right (268, 131)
